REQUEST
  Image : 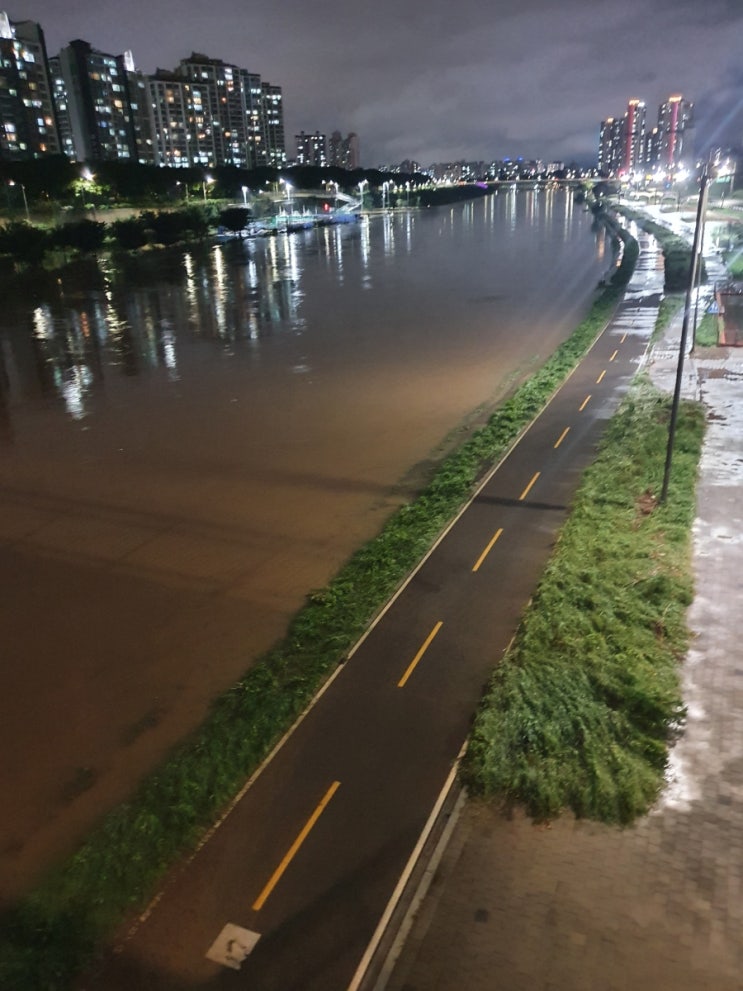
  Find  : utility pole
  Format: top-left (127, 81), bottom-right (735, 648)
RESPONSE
top-left (660, 168), bottom-right (709, 503)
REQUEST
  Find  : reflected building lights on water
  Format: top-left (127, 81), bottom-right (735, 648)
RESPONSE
top-left (0, 194), bottom-right (612, 434)
top-left (563, 187), bottom-right (574, 238)
top-left (506, 187), bottom-right (517, 233)
top-left (544, 187), bottom-right (554, 228)
top-left (382, 212), bottom-right (396, 257)
top-left (404, 211), bottom-right (413, 254)
top-left (360, 218), bottom-right (370, 272)
top-left (212, 247), bottom-right (228, 338)
top-left (160, 320), bottom-right (179, 379)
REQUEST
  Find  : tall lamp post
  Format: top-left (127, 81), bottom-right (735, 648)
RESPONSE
top-left (280, 178), bottom-right (293, 215)
top-left (202, 175), bottom-right (214, 204)
top-left (8, 180), bottom-right (30, 221)
top-left (358, 179), bottom-right (368, 212)
top-left (660, 167), bottom-right (709, 504)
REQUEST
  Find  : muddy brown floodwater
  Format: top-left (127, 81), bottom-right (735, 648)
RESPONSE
top-left (0, 191), bottom-right (612, 900)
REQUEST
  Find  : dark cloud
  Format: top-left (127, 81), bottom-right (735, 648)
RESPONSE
top-left (11, 0), bottom-right (743, 166)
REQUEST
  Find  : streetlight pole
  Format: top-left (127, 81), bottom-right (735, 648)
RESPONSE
top-left (660, 168), bottom-right (709, 504)
top-left (8, 180), bottom-right (30, 221)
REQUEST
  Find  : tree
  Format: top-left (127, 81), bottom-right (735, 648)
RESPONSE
top-left (53, 219), bottom-right (107, 256)
top-left (0, 221), bottom-right (50, 268)
top-left (110, 217), bottom-right (149, 250)
top-left (218, 207), bottom-right (250, 234)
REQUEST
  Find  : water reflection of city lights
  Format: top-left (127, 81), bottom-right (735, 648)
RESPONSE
top-left (55, 364), bottom-right (92, 420)
top-left (544, 187), bottom-right (554, 227)
top-left (183, 252), bottom-right (197, 322)
top-left (405, 212), bottom-right (413, 253)
top-left (360, 218), bottom-right (370, 270)
top-left (32, 305), bottom-right (54, 339)
top-left (160, 320), bottom-right (179, 379)
top-left (212, 247), bottom-right (227, 337)
top-left (333, 225), bottom-right (344, 283)
top-left (382, 213), bottom-right (395, 257)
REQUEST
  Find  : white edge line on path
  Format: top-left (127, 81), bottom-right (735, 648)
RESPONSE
top-left (346, 742), bottom-right (468, 991)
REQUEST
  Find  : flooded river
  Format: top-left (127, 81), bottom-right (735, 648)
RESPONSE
top-left (0, 189), bottom-right (612, 897)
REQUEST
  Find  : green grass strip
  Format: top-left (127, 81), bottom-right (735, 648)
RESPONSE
top-left (0, 216), bottom-right (637, 990)
top-left (462, 379), bottom-right (705, 824)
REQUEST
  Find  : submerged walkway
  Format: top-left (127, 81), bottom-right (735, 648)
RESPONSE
top-left (383, 226), bottom-right (743, 991)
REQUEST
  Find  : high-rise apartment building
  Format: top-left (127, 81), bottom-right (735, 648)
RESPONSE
top-left (598, 116), bottom-right (623, 175)
top-left (176, 54), bottom-right (254, 168)
top-left (657, 94), bottom-right (694, 170)
top-left (47, 55), bottom-right (75, 158)
top-left (598, 93), bottom-right (695, 177)
top-left (1, 9), bottom-right (287, 169)
top-left (149, 71), bottom-right (216, 167)
top-left (622, 99), bottom-right (646, 174)
top-left (261, 82), bottom-right (285, 167)
top-left (296, 129), bottom-right (327, 167)
top-left (57, 39), bottom-right (136, 161)
top-left (121, 51), bottom-right (156, 165)
top-left (328, 130), bottom-right (360, 170)
top-left (0, 11), bottom-right (60, 160)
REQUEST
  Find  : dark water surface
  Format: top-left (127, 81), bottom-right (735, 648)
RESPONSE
top-left (0, 190), bottom-right (611, 897)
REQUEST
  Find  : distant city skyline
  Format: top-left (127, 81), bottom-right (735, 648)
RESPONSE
top-left (4, 0), bottom-right (743, 167)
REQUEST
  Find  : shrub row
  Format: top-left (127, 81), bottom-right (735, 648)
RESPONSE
top-left (0, 207), bottom-right (212, 271)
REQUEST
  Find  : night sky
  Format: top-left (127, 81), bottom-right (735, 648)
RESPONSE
top-left (11, 0), bottom-right (743, 167)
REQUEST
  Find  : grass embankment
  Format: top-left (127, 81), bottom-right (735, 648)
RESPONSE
top-left (463, 379), bottom-right (705, 823)
top-left (0, 216), bottom-right (637, 990)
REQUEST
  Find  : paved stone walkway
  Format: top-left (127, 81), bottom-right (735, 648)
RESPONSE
top-left (385, 228), bottom-right (743, 991)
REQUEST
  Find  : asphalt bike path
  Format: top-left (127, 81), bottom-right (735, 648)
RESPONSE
top-left (85, 229), bottom-right (662, 991)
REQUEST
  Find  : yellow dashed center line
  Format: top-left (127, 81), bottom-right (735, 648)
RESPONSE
top-left (579, 395), bottom-right (591, 412)
top-left (252, 781), bottom-right (341, 912)
top-left (596, 369), bottom-right (607, 384)
top-left (554, 427), bottom-right (570, 450)
top-left (472, 528), bottom-right (503, 573)
top-left (609, 349), bottom-right (619, 362)
top-left (620, 332), bottom-right (627, 343)
top-left (519, 471), bottom-right (540, 502)
top-left (398, 621), bottom-right (443, 688)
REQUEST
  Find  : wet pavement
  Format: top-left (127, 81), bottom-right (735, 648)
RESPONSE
top-left (382, 218), bottom-right (743, 991)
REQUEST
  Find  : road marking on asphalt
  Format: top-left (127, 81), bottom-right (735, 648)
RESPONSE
top-left (398, 621), bottom-right (443, 688)
top-left (251, 780), bottom-right (341, 912)
top-left (519, 471), bottom-right (540, 501)
top-left (579, 395), bottom-right (591, 412)
top-left (206, 923), bottom-right (260, 970)
top-left (472, 528), bottom-right (503, 572)
top-left (596, 369), bottom-right (607, 384)
top-left (610, 348), bottom-right (619, 361)
top-left (620, 332), bottom-right (628, 343)
top-left (553, 427), bottom-right (570, 450)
